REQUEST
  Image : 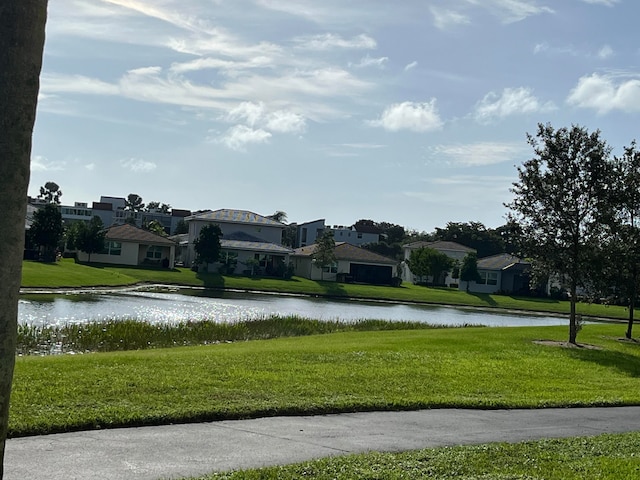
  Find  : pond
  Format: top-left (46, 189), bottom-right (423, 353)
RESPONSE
top-left (18, 286), bottom-right (571, 328)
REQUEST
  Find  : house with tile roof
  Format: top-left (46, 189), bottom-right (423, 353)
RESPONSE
top-left (291, 242), bottom-right (398, 285)
top-left (184, 209), bottom-right (292, 275)
top-left (401, 240), bottom-right (476, 286)
top-left (462, 253), bottom-right (531, 294)
top-left (75, 223), bottom-right (177, 268)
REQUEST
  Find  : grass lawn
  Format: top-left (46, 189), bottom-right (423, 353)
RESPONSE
top-left (192, 432), bottom-right (640, 479)
top-left (21, 259), bottom-right (634, 320)
top-left (10, 323), bottom-right (640, 438)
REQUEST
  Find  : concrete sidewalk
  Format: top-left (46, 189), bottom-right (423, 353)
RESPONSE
top-left (5, 407), bottom-right (640, 480)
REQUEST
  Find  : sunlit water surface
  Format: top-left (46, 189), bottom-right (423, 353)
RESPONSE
top-left (18, 288), bottom-right (571, 328)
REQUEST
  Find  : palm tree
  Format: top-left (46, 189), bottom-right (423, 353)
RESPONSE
top-left (0, 1), bottom-right (48, 474)
top-left (125, 193), bottom-right (145, 212)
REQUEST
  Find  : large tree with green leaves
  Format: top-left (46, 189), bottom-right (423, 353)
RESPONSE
top-left (76, 216), bottom-right (106, 263)
top-left (30, 203), bottom-right (63, 262)
top-left (606, 142), bottom-right (640, 339)
top-left (506, 123), bottom-right (615, 344)
top-left (312, 230), bottom-right (336, 280)
top-left (460, 252), bottom-right (481, 291)
top-left (0, 1), bottom-right (48, 474)
top-left (194, 224), bottom-right (223, 268)
top-left (408, 247), bottom-right (452, 285)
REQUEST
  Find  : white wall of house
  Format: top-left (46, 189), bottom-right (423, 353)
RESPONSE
top-left (330, 227), bottom-right (378, 246)
top-left (77, 241), bottom-right (139, 266)
top-left (297, 219), bottom-right (325, 247)
top-left (460, 270), bottom-right (502, 294)
top-left (187, 219), bottom-right (284, 266)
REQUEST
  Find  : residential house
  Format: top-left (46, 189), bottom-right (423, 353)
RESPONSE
top-left (330, 224), bottom-right (381, 246)
top-left (294, 219), bottom-right (381, 248)
top-left (75, 223), bottom-right (177, 268)
top-left (291, 242), bottom-right (398, 285)
top-left (402, 240), bottom-right (476, 286)
top-left (296, 219), bottom-right (325, 247)
top-left (461, 253), bottom-right (531, 294)
top-left (185, 209), bottom-right (292, 274)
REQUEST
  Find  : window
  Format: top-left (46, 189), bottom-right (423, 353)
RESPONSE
top-left (322, 262), bottom-right (338, 274)
top-left (357, 233), bottom-right (363, 239)
top-left (301, 228), bottom-right (307, 243)
top-left (477, 271), bottom-right (498, 286)
top-left (101, 241), bottom-right (121, 256)
top-left (146, 246), bottom-right (163, 260)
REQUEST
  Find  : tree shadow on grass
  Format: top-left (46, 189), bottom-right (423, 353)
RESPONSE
top-left (315, 280), bottom-right (347, 297)
top-left (467, 292), bottom-right (498, 307)
top-left (563, 347), bottom-right (640, 378)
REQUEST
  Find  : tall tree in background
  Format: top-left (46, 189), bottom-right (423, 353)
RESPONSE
top-left (312, 230), bottom-right (336, 281)
top-left (434, 221), bottom-right (505, 258)
top-left (0, 1), bottom-right (48, 475)
top-left (30, 203), bottom-right (63, 261)
top-left (460, 252), bottom-right (481, 291)
top-left (267, 211), bottom-right (287, 223)
top-left (506, 123), bottom-right (614, 344)
top-left (37, 181), bottom-right (62, 204)
top-left (407, 247), bottom-right (452, 285)
top-left (608, 142), bottom-right (640, 339)
top-left (194, 224), bottom-right (223, 269)
top-left (76, 216), bottom-right (106, 263)
top-left (124, 193), bottom-right (145, 212)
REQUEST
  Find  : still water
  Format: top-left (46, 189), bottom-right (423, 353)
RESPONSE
top-left (18, 287), bottom-right (569, 328)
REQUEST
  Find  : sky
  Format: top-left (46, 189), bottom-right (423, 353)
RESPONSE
top-left (29, 0), bottom-right (640, 233)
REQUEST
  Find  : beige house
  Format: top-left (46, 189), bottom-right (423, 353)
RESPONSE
top-left (402, 240), bottom-right (476, 286)
top-left (292, 242), bottom-right (398, 285)
top-left (76, 223), bottom-right (176, 268)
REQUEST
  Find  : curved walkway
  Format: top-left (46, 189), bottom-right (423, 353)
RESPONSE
top-left (5, 406), bottom-right (640, 480)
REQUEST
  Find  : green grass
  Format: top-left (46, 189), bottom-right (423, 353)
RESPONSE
top-left (193, 432), bottom-right (640, 479)
top-left (9, 324), bottom-right (640, 438)
top-left (21, 259), bottom-right (635, 321)
top-left (16, 316), bottom-right (450, 355)
top-left (21, 259), bottom-right (138, 287)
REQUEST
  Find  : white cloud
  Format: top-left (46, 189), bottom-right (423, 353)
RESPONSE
top-left (293, 33), bottom-right (376, 51)
top-left (264, 111), bottom-right (306, 133)
top-left (404, 61), bottom-right (418, 72)
top-left (430, 7), bottom-right (470, 29)
top-left (567, 73), bottom-right (640, 113)
top-left (481, 0), bottom-right (554, 23)
top-left (369, 101), bottom-right (443, 133)
top-left (120, 158), bottom-right (157, 172)
top-left (225, 101), bottom-right (306, 134)
top-left (350, 55), bottom-right (388, 69)
top-left (41, 73), bottom-right (120, 96)
top-left (85, 163), bottom-right (96, 171)
top-left (473, 87), bottom-right (556, 123)
top-left (430, 142), bottom-right (526, 166)
top-left (581, 0), bottom-right (619, 5)
top-left (218, 125), bottom-right (272, 151)
top-left (31, 156), bottom-right (67, 172)
top-left (597, 45), bottom-right (614, 59)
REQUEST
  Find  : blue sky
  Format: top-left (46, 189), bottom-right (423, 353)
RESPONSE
top-left (30, 0), bottom-right (640, 232)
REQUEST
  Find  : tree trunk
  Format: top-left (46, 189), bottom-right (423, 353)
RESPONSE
top-left (569, 283), bottom-right (578, 344)
top-left (626, 295), bottom-right (635, 340)
top-left (0, 2), bottom-right (48, 477)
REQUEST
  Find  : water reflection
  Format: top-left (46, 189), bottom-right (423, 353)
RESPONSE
top-left (18, 288), bottom-right (571, 328)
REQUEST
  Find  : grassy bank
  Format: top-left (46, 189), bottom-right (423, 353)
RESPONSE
top-left (193, 432), bottom-right (640, 479)
top-left (21, 259), bottom-right (634, 320)
top-left (10, 324), bottom-right (640, 437)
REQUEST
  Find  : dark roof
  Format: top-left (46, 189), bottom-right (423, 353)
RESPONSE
top-left (221, 239), bottom-right (292, 254)
top-left (171, 209), bottom-right (191, 217)
top-left (403, 240), bottom-right (476, 253)
top-left (293, 242), bottom-right (397, 265)
top-left (477, 253), bottom-right (529, 271)
top-left (105, 224), bottom-right (176, 246)
top-left (186, 209), bottom-right (284, 226)
top-left (353, 224), bottom-right (382, 234)
top-left (92, 202), bottom-right (113, 211)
